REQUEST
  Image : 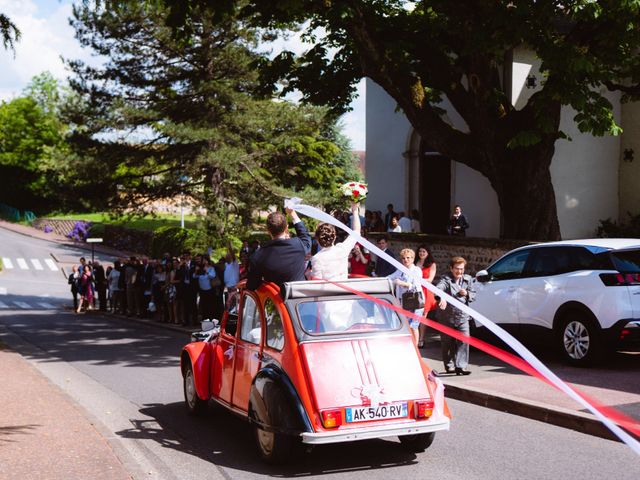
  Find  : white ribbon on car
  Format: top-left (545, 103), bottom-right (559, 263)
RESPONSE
top-left (285, 198), bottom-right (640, 456)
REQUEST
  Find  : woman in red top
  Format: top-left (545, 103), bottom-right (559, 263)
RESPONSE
top-left (348, 243), bottom-right (370, 276)
top-left (415, 245), bottom-right (437, 347)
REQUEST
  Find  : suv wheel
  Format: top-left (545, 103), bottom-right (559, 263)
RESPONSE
top-left (557, 314), bottom-right (602, 367)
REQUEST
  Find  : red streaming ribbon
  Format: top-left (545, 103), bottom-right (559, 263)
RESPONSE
top-left (315, 277), bottom-right (640, 438)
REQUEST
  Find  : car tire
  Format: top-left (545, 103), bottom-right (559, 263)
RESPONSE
top-left (557, 313), bottom-right (602, 367)
top-left (183, 363), bottom-right (207, 415)
top-left (399, 432), bottom-right (435, 452)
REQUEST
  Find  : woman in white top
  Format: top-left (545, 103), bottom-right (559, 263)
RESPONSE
top-left (311, 202), bottom-right (361, 281)
top-left (310, 202), bottom-right (362, 332)
top-left (388, 248), bottom-right (424, 343)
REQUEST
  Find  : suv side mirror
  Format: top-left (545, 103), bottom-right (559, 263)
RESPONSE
top-left (476, 270), bottom-right (490, 283)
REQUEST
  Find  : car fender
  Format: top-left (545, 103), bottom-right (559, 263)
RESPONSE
top-left (181, 342), bottom-right (211, 401)
top-left (553, 301), bottom-right (599, 331)
top-left (249, 364), bottom-right (313, 436)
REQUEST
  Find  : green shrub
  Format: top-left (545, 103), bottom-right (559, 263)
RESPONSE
top-left (597, 213), bottom-right (640, 238)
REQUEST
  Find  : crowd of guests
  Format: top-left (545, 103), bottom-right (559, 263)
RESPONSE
top-left (68, 243), bottom-right (258, 326)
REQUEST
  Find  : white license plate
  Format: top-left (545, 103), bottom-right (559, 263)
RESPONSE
top-left (345, 403), bottom-right (408, 423)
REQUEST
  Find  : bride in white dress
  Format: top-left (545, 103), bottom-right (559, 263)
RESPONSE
top-left (310, 202), bottom-right (364, 332)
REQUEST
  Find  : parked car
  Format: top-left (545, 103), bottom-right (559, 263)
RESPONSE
top-left (181, 277), bottom-right (450, 464)
top-left (473, 239), bottom-right (640, 366)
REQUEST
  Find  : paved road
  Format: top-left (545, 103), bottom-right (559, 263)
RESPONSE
top-left (1, 228), bottom-right (639, 478)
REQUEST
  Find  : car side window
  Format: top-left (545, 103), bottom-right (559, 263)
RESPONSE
top-left (488, 250), bottom-right (531, 280)
top-left (224, 293), bottom-right (239, 336)
top-left (527, 247), bottom-right (571, 277)
top-left (239, 295), bottom-right (261, 344)
top-left (569, 247), bottom-right (599, 271)
top-left (264, 298), bottom-right (285, 351)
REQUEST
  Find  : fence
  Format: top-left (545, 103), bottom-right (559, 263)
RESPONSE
top-left (0, 203), bottom-right (36, 223)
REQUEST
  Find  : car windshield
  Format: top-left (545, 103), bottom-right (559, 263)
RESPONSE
top-left (296, 297), bottom-right (402, 335)
top-left (610, 249), bottom-right (640, 273)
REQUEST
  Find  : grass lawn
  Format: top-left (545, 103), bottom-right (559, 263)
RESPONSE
top-left (44, 212), bottom-right (200, 231)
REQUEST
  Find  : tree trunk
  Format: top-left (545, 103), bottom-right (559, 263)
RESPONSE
top-left (494, 148), bottom-right (561, 241)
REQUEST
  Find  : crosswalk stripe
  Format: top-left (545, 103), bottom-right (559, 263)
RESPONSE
top-left (2, 257), bottom-right (13, 269)
top-left (14, 301), bottom-right (32, 309)
top-left (0, 301), bottom-right (8, 308)
top-left (38, 302), bottom-right (55, 308)
top-left (16, 258), bottom-right (28, 270)
top-left (44, 259), bottom-right (58, 271)
top-left (30, 259), bottom-right (43, 270)
top-left (0, 287), bottom-right (6, 295)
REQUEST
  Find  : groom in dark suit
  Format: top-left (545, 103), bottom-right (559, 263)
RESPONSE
top-left (246, 208), bottom-right (312, 290)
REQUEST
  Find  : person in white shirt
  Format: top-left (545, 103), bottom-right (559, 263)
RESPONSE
top-left (398, 212), bottom-right (412, 232)
top-left (311, 202), bottom-right (361, 281)
top-left (388, 248), bottom-right (424, 343)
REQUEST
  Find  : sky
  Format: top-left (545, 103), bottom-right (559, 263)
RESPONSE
top-left (0, 0), bottom-right (366, 150)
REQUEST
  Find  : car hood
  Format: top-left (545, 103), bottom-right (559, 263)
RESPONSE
top-left (299, 335), bottom-right (431, 410)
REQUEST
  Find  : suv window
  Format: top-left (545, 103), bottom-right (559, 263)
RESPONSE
top-left (526, 247), bottom-right (576, 276)
top-left (264, 298), bottom-right (285, 350)
top-left (240, 295), bottom-right (261, 344)
top-left (610, 249), bottom-right (640, 273)
top-left (488, 249), bottom-right (532, 280)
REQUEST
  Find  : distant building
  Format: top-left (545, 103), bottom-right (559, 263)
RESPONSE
top-left (365, 46), bottom-right (640, 239)
top-left (352, 150), bottom-right (366, 175)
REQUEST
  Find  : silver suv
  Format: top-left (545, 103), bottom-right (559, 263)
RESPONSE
top-left (473, 239), bottom-right (640, 366)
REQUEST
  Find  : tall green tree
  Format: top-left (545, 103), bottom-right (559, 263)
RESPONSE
top-left (0, 73), bottom-right (68, 211)
top-left (137, 0), bottom-right (640, 240)
top-left (65, 1), bottom-right (357, 237)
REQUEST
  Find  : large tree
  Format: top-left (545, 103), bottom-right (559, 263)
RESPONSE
top-left (0, 73), bottom-right (68, 212)
top-left (65, 1), bottom-right (357, 236)
top-left (138, 0), bottom-right (640, 240)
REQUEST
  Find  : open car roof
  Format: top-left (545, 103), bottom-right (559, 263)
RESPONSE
top-left (281, 277), bottom-right (395, 300)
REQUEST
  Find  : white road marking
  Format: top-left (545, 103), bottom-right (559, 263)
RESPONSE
top-left (0, 301), bottom-right (8, 308)
top-left (16, 258), bottom-right (28, 270)
top-left (44, 259), bottom-right (58, 271)
top-left (38, 302), bottom-right (55, 309)
top-left (0, 287), bottom-right (6, 295)
top-left (14, 301), bottom-right (32, 309)
top-left (31, 259), bottom-right (44, 270)
top-left (2, 258), bottom-right (13, 269)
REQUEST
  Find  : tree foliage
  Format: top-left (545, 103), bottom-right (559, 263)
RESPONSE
top-left (0, 73), bottom-right (68, 212)
top-left (64, 1), bottom-right (358, 239)
top-left (130, 0), bottom-right (640, 240)
top-left (0, 12), bottom-right (20, 51)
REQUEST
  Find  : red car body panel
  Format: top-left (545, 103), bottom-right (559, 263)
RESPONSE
top-left (182, 341), bottom-right (211, 401)
top-left (299, 336), bottom-right (430, 410)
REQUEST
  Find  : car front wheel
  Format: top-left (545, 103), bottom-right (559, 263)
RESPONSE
top-left (558, 314), bottom-right (602, 367)
top-left (399, 432), bottom-right (435, 452)
top-left (183, 363), bottom-right (207, 415)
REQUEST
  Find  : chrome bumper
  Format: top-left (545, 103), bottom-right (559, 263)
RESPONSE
top-left (300, 417), bottom-right (450, 445)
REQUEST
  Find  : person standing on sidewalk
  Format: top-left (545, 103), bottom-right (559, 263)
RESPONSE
top-left (435, 256), bottom-right (476, 375)
top-left (93, 260), bottom-right (107, 311)
top-left (68, 265), bottom-right (80, 311)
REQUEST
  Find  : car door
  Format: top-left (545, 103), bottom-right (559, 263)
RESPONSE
top-left (473, 248), bottom-right (533, 328)
top-left (516, 247), bottom-right (571, 331)
top-left (231, 293), bottom-right (263, 412)
top-left (211, 294), bottom-right (240, 404)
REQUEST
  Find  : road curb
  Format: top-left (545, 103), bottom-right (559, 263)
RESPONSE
top-left (443, 383), bottom-right (622, 442)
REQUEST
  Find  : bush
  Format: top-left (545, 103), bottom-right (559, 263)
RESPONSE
top-left (597, 213), bottom-right (640, 238)
top-left (66, 221), bottom-right (92, 241)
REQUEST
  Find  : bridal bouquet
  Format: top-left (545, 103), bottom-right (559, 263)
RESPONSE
top-left (340, 181), bottom-right (368, 203)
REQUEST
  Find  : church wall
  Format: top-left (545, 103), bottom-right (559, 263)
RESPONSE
top-left (620, 101), bottom-right (640, 219)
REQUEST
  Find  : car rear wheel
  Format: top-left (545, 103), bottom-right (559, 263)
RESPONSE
top-left (399, 432), bottom-right (435, 452)
top-left (252, 420), bottom-right (300, 464)
top-left (558, 314), bottom-right (602, 367)
top-left (183, 363), bottom-right (207, 415)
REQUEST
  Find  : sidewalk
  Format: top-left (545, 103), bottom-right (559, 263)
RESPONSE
top-left (0, 342), bottom-right (131, 480)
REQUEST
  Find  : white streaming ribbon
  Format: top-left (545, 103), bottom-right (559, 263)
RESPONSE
top-left (285, 197), bottom-right (640, 455)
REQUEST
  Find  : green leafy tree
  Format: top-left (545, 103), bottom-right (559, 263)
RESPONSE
top-left (0, 73), bottom-right (68, 212)
top-left (64, 1), bottom-right (357, 238)
top-left (134, 0), bottom-right (640, 240)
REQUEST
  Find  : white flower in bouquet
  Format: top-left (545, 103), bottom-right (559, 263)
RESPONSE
top-left (340, 181), bottom-right (368, 203)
